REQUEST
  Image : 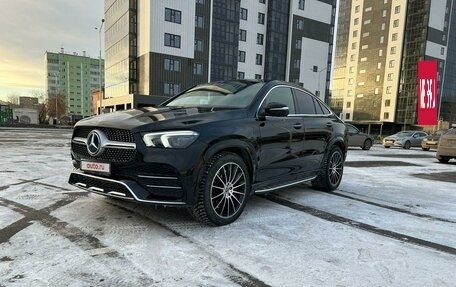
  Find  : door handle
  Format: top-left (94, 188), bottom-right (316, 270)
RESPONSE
top-left (293, 123), bottom-right (303, 129)
top-left (326, 122), bottom-right (333, 127)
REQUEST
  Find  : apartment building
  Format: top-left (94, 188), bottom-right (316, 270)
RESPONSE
top-left (332, 0), bottom-right (456, 131)
top-left (45, 50), bottom-right (105, 119)
top-left (103, 0), bottom-right (336, 111)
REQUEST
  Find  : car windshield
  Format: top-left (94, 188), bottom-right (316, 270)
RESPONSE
top-left (394, 131), bottom-right (414, 137)
top-left (165, 81), bottom-right (265, 109)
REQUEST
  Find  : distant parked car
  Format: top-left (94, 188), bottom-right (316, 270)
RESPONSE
top-left (436, 128), bottom-right (456, 163)
top-left (421, 130), bottom-right (447, 151)
top-left (346, 123), bottom-right (374, 150)
top-left (383, 131), bottom-right (428, 149)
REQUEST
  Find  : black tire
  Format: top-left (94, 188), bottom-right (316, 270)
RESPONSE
top-left (403, 141), bottom-right (411, 149)
top-left (312, 145), bottom-right (344, 192)
top-left (362, 139), bottom-right (372, 150)
top-left (189, 152), bottom-right (250, 226)
top-left (422, 147), bottom-right (430, 151)
top-left (384, 145), bottom-right (390, 148)
top-left (438, 157), bottom-right (450, 163)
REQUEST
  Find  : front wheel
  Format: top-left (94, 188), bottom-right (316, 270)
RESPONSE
top-left (190, 152), bottom-right (250, 226)
top-left (438, 157), bottom-right (450, 163)
top-left (312, 145), bottom-right (344, 192)
top-left (422, 147), bottom-right (430, 151)
top-left (362, 139), bottom-right (372, 150)
top-left (403, 141), bottom-right (411, 149)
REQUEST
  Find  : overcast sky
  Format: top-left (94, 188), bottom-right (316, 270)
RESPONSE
top-left (0, 0), bottom-right (104, 102)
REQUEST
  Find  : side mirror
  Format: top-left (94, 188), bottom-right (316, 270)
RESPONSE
top-left (262, 102), bottom-right (290, 118)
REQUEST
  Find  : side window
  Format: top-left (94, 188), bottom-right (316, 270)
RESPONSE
top-left (347, 125), bottom-right (358, 133)
top-left (313, 98), bottom-right (332, 114)
top-left (294, 90), bottom-right (316, 114)
top-left (313, 98), bottom-right (324, 114)
top-left (262, 87), bottom-right (296, 114)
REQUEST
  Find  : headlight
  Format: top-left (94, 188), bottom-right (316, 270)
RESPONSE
top-left (142, 131), bottom-right (199, 148)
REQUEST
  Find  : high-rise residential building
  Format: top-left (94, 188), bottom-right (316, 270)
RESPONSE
top-left (45, 50), bottom-right (105, 119)
top-left (332, 0), bottom-right (456, 132)
top-left (103, 0), bottom-right (336, 111)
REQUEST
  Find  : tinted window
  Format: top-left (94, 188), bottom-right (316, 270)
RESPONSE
top-left (313, 98), bottom-right (325, 114)
top-left (294, 90), bottom-right (316, 114)
top-left (262, 87), bottom-right (296, 114)
top-left (347, 124), bottom-right (358, 133)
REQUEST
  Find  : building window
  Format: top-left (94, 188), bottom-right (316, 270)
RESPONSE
top-left (299, 0), bottom-right (305, 10)
top-left (165, 8), bottom-right (181, 24)
top-left (362, 45), bottom-right (368, 50)
top-left (195, 16), bottom-right (204, 28)
top-left (238, 50), bottom-right (246, 62)
top-left (379, 49), bottom-right (383, 56)
top-left (195, 40), bottom-right (203, 52)
top-left (376, 75), bottom-right (381, 82)
top-left (255, 74), bottom-right (262, 79)
top-left (295, 38), bottom-right (302, 49)
top-left (441, 47), bottom-right (445, 55)
top-left (351, 42), bottom-right (357, 50)
top-left (365, 7), bottom-right (372, 12)
top-left (375, 88), bottom-right (380, 94)
top-left (350, 54), bottom-right (356, 61)
top-left (386, 86), bottom-right (392, 94)
top-left (259, 0), bottom-right (265, 3)
top-left (380, 36), bottom-right (384, 43)
top-left (390, 47), bottom-right (396, 54)
top-left (240, 29), bottom-right (247, 41)
top-left (349, 66), bottom-right (354, 73)
top-left (384, 112), bottom-right (389, 119)
top-left (238, 71), bottom-right (245, 79)
top-left (348, 78), bottom-right (354, 84)
top-left (297, 19), bottom-right (304, 30)
top-left (385, 99), bottom-right (391, 107)
top-left (240, 8), bottom-right (248, 20)
top-left (164, 33), bottom-right (181, 48)
top-left (354, 18), bottom-right (359, 25)
top-left (258, 13), bottom-right (265, 24)
top-left (394, 5), bottom-right (400, 14)
top-left (164, 83), bottom-right (180, 96)
top-left (256, 54), bottom-right (263, 65)
top-left (345, 113), bottom-right (351, 120)
top-left (348, 90), bottom-right (353, 97)
top-left (377, 62), bottom-right (382, 69)
top-left (364, 19), bottom-right (371, 25)
top-left (293, 59), bottom-right (300, 69)
top-left (389, 60), bottom-right (395, 68)
top-left (388, 73), bottom-right (393, 81)
top-left (393, 19), bottom-right (399, 27)
top-left (381, 23), bottom-right (386, 30)
top-left (355, 5), bottom-right (360, 13)
top-left (392, 33), bottom-right (398, 41)
top-left (164, 58), bottom-right (181, 71)
top-left (193, 63), bottom-right (203, 75)
top-left (363, 32), bottom-right (370, 37)
top-left (346, 101), bottom-right (351, 108)
top-left (353, 30), bottom-right (358, 37)
top-left (383, 10), bottom-right (387, 17)
top-left (257, 33), bottom-right (264, 45)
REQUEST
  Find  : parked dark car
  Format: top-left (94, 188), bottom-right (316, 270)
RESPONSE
top-left (68, 80), bottom-right (348, 225)
top-left (346, 123), bottom-right (374, 150)
top-left (421, 130), bottom-right (446, 151)
top-left (436, 128), bottom-right (456, 163)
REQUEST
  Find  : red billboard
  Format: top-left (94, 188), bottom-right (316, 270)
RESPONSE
top-left (417, 60), bottom-right (438, 126)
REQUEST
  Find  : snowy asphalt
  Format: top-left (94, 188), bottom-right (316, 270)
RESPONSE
top-left (0, 127), bottom-right (455, 286)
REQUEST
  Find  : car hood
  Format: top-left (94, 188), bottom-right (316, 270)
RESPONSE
top-left (75, 107), bottom-right (247, 132)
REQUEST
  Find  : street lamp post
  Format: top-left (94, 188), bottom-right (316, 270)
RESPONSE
top-left (51, 73), bottom-right (58, 124)
top-left (96, 19), bottom-right (105, 114)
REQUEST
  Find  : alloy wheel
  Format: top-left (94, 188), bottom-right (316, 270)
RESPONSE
top-left (328, 151), bottom-right (343, 186)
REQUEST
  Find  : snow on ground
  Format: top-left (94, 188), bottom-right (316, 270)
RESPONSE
top-left (1, 127), bottom-right (455, 286)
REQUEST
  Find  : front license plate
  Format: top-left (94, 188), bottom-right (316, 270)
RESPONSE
top-left (81, 161), bottom-right (111, 174)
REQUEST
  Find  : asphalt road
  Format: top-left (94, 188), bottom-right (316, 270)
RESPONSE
top-left (1, 127), bottom-right (455, 286)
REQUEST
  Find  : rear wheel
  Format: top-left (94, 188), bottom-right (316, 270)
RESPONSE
top-left (384, 145), bottom-right (390, 148)
top-left (438, 157), bottom-right (450, 163)
top-left (422, 147), bottom-right (430, 151)
top-left (190, 152), bottom-right (250, 226)
top-left (403, 141), bottom-right (411, 149)
top-left (362, 139), bottom-right (372, 150)
top-left (312, 145), bottom-right (344, 192)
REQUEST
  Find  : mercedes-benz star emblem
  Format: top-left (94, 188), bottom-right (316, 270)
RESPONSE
top-left (86, 130), bottom-right (106, 157)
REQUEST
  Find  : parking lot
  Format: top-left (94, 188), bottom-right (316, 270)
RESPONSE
top-left (1, 127), bottom-right (456, 286)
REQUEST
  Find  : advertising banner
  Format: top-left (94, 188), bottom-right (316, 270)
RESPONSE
top-left (417, 60), bottom-right (438, 126)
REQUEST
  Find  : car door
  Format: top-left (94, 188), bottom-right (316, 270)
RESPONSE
top-left (413, 132), bottom-right (427, 146)
top-left (293, 89), bottom-right (332, 173)
top-left (347, 124), bottom-right (364, 146)
top-left (256, 86), bottom-right (305, 185)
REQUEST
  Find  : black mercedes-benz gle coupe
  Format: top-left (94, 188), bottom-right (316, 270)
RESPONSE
top-left (69, 80), bottom-right (347, 225)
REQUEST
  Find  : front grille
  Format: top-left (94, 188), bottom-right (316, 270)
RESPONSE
top-left (72, 142), bottom-right (136, 162)
top-left (74, 126), bottom-right (134, 143)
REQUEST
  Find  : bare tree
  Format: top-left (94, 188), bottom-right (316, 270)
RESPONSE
top-left (47, 92), bottom-right (67, 118)
top-left (6, 93), bottom-right (20, 105)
